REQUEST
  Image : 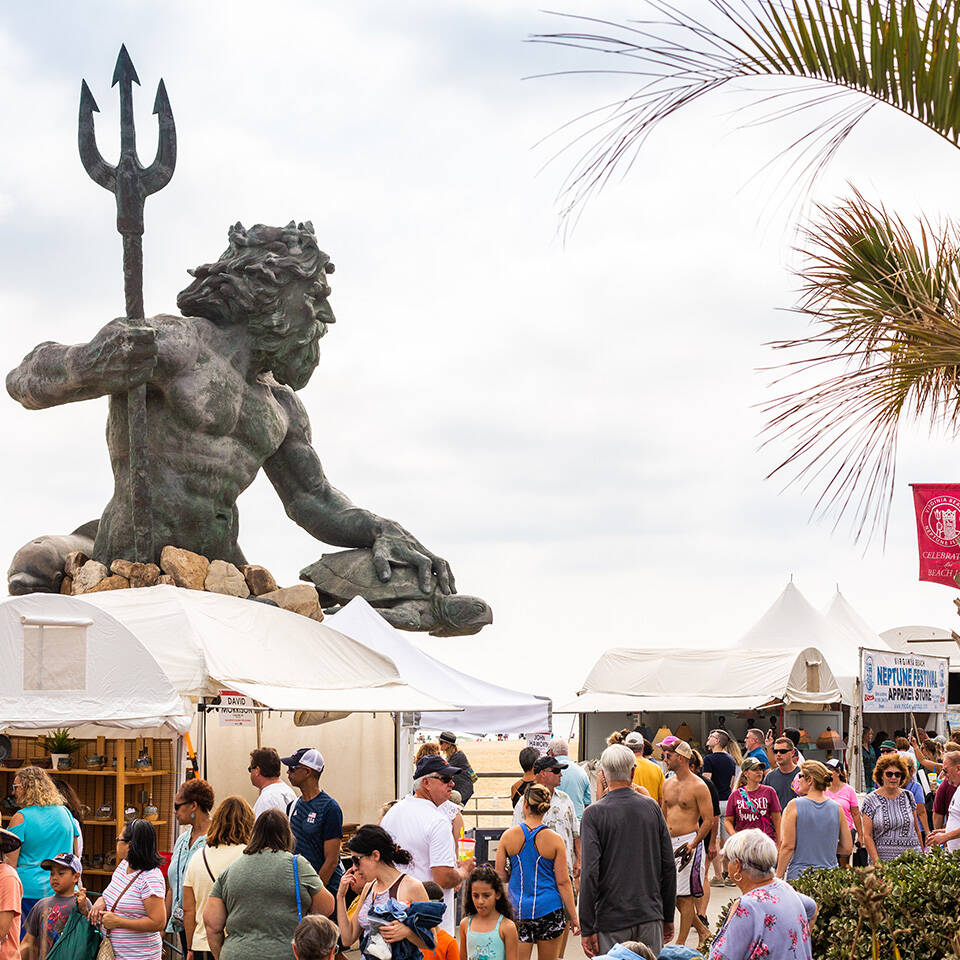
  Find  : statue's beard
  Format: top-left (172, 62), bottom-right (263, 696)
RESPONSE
top-left (268, 327), bottom-right (322, 389)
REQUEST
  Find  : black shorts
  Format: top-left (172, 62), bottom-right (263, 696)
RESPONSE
top-left (516, 908), bottom-right (566, 943)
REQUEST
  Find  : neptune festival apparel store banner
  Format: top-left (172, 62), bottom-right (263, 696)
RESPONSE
top-left (861, 647), bottom-right (949, 713)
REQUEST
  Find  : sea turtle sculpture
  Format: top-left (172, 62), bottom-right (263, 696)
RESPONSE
top-left (300, 548), bottom-right (493, 637)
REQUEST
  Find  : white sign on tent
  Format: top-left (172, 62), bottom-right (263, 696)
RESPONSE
top-left (218, 690), bottom-right (255, 727)
top-left (861, 647), bottom-right (948, 714)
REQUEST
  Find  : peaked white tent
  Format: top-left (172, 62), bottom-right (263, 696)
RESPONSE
top-left (1, 587), bottom-right (456, 725)
top-left (735, 582), bottom-right (856, 703)
top-left (823, 588), bottom-right (898, 702)
top-left (325, 597), bottom-right (550, 734)
top-left (556, 646), bottom-right (842, 713)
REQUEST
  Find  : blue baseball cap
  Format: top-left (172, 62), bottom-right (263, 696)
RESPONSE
top-left (414, 754), bottom-right (460, 779)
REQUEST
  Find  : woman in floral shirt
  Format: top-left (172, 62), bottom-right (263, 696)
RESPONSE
top-left (709, 829), bottom-right (817, 960)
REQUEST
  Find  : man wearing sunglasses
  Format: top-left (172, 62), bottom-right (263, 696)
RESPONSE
top-left (511, 755), bottom-right (580, 881)
top-left (281, 749), bottom-right (344, 899)
top-left (381, 755), bottom-right (475, 936)
top-left (763, 738), bottom-right (800, 812)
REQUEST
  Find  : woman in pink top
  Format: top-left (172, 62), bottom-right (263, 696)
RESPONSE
top-left (723, 757), bottom-right (781, 844)
top-left (824, 760), bottom-right (862, 865)
top-left (88, 821), bottom-right (166, 960)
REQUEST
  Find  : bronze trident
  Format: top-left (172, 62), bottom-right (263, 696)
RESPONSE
top-left (78, 45), bottom-right (176, 563)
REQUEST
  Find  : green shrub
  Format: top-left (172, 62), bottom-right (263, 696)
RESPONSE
top-left (710, 852), bottom-right (960, 959)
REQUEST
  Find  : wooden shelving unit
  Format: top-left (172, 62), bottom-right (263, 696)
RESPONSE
top-left (0, 734), bottom-right (177, 890)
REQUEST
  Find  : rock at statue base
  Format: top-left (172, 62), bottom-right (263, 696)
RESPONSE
top-left (111, 559), bottom-right (161, 588)
top-left (72, 559), bottom-right (109, 595)
top-left (87, 574), bottom-right (131, 593)
top-left (64, 550), bottom-right (89, 578)
top-left (60, 576), bottom-right (73, 595)
top-left (157, 573), bottom-right (175, 585)
top-left (243, 564), bottom-right (277, 596)
top-left (205, 559), bottom-right (250, 598)
top-left (259, 584), bottom-right (323, 621)
top-left (160, 545), bottom-right (210, 590)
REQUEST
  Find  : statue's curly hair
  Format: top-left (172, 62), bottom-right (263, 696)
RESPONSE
top-left (177, 221), bottom-right (334, 388)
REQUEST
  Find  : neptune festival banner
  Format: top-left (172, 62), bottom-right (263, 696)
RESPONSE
top-left (861, 647), bottom-right (949, 714)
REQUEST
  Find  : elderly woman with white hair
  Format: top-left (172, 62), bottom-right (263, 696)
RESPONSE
top-left (709, 829), bottom-right (817, 960)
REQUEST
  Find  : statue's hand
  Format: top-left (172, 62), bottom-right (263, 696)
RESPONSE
top-left (77, 318), bottom-right (158, 394)
top-left (372, 522), bottom-right (456, 595)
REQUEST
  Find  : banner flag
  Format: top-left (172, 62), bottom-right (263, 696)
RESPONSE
top-left (911, 483), bottom-right (960, 587)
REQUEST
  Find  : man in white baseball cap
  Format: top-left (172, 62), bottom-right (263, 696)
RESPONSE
top-left (282, 748), bottom-right (344, 898)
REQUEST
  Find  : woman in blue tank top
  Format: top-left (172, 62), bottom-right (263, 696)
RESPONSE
top-left (494, 785), bottom-right (578, 960)
top-left (776, 761), bottom-right (852, 881)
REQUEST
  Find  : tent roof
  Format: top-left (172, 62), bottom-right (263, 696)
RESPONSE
top-left (324, 598), bottom-right (550, 734)
top-left (20, 586), bottom-right (456, 714)
top-left (556, 645), bottom-right (842, 712)
top-left (880, 625), bottom-right (960, 666)
top-left (1, 593), bottom-right (188, 732)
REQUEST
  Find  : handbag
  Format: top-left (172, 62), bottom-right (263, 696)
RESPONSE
top-left (95, 871), bottom-right (143, 960)
top-left (202, 849), bottom-right (216, 883)
top-left (852, 843), bottom-right (869, 868)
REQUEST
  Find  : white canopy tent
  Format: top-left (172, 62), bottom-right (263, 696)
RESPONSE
top-left (881, 625), bottom-right (960, 667)
top-left (734, 582), bottom-right (855, 702)
top-left (1, 593), bottom-right (188, 733)
top-left (325, 597), bottom-right (551, 735)
top-left (556, 646), bottom-right (843, 714)
top-left (0, 587), bottom-right (456, 735)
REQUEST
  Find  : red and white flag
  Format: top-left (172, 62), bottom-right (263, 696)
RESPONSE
top-left (911, 483), bottom-right (960, 586)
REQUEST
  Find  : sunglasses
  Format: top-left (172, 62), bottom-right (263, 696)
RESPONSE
top-left (883, 771), bottom-right (903, 779)
top-left (350, 855), bottom-right (362, 868)
top-left (428, 774), bottom-right (454, 784)
top-left (773, 749), bottom-right (792, 755)
top-left (173, 800), bottom-right (192, 810)
top-left (116, 835), bottom-right (130, 843)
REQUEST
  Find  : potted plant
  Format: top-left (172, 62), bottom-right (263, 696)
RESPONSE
top-left (36, 728), bottom-right (82, 769)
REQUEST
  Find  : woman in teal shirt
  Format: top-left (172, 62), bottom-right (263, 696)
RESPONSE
top-left (6, 766), bottom-right (79, 922)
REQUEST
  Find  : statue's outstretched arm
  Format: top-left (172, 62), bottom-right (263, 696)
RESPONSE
top-left (265, 383), bottom-right (454, 594)
top-left (7, 318), bottom-right (158, 410)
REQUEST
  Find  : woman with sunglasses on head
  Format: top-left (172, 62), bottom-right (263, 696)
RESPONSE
top-left (336, 825), bottom-right (428, 957)
top-left (88, 820), bottom-right (166, 960)
top-left (166, 779), bottom-right (215, 956)
top-left (860, 754), bottom-right (924, 864)
top-left (703, 730), bottom-right (741, 888)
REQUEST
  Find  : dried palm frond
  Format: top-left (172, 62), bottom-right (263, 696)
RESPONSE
top-left (763, 188), bottom-right (960, 541)
top-left (533, 0), bottom-right (960, 220)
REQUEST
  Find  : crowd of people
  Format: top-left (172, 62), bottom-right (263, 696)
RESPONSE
top-left (1, 725), bottom-right (959, 960)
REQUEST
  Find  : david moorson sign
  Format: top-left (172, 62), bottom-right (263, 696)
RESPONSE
top-left (861, 647), bottom-right (949, 713)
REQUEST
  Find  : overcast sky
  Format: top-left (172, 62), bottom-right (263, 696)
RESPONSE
top-left (3, 2), bottom-right (960, 709)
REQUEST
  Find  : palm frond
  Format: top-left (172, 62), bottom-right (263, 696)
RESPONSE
top-left (762, 188), bottom-right (960, 541)
top-left (533, 1), bottom-right (960, 220)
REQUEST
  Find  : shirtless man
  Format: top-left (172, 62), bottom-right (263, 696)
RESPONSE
top-left (6, 221), bottom-right (453, 589)
top-left (660, 738), bottom-right (714, 950)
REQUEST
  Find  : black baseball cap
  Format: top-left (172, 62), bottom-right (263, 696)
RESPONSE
top-left (533, 756), bottom-right (563, 774)
top-left (414, 754), bottom-right (461, 779)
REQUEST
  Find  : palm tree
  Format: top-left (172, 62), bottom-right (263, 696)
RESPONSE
top-left (536, 1), bottom-right (960, 540)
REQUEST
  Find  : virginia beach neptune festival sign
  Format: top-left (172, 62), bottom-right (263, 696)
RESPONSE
top-left (861, 647), bottom-right (949, 713)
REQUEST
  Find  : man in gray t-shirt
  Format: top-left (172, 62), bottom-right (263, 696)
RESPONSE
top-left (763, 737), bottom-right (800, 811)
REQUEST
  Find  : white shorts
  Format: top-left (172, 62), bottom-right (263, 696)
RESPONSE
top-left (673, 831), bottom-right (705, 898)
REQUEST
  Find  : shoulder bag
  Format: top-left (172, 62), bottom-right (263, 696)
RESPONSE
top-left (95, 870), bottom-right (143, 960)
top-left (292, 854), bottom-right (303, 922)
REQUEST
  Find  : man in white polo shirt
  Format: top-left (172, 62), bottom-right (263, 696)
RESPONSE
top-left (927, 751), bottom-right (960, 852)
top-left (381, 754), bottom-right (475, 934)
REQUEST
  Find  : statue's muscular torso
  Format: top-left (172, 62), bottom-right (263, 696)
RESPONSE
top-left (95, 314), bottom-right (293, 566)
